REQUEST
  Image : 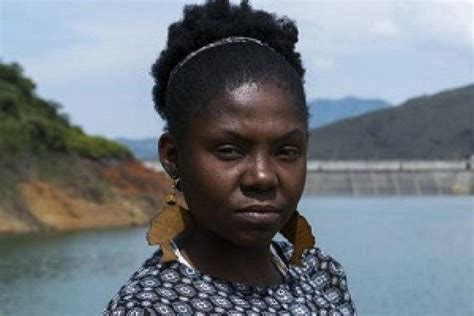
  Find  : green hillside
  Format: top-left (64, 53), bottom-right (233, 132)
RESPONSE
top-left (0, 62), bottom-right (130, 227)
top-left (0, 62), bottom-right (173, 233)
top-left (308, 84), bottom-right (474, 159)
top-left (0, 62), bottom-right (132, 162)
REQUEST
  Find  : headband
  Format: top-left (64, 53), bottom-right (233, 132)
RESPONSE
top-left (167, 36), bottom-right (273, 87)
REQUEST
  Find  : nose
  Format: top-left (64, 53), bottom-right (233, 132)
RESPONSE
top-left (241, 153), bottom-right (278, 193)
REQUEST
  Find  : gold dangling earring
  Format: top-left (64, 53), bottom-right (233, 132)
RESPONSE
top-left (279, 210), bottom-right (316, 266)
top-left (147, 178), bottom-right (192, 263)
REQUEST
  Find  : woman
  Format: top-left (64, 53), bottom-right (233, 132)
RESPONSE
top-left (104, 0), bottom-right (356, 314)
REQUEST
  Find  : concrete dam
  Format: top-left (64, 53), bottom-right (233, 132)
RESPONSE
top-left (142, 159), bottom-right (473, 196)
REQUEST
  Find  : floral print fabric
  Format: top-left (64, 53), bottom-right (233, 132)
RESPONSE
top-left (103, 242), bottom-right (356, 315)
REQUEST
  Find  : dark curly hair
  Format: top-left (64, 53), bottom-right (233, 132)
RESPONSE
top-left (152, 0), bottom-right (308, 140)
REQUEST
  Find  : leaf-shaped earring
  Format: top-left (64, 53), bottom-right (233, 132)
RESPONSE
top-left (279, 210), bottom-right (315, 266)
top-left (147, 178), bottom-right (193, 263)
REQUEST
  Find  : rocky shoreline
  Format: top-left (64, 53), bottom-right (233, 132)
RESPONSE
top-left (0, 161), bottom-right (171, 234)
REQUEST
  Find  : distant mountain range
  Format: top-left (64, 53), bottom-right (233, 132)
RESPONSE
top-left (117, 96), bottom-right (391, 160)
top-left (116, 137), bottom-right (158, 161)
top-left (308, 97), bottom-right (390, 128)
top-left (308, 84), bottom-right (473, 159)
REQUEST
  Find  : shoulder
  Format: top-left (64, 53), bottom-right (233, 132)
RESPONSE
top-left (274, 240), bottom-right (347, 274)
top-left (274, 241), bottom-right (356, 311)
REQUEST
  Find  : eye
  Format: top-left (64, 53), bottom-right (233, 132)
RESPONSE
top-left (276, 146), bottom-right (301, 161)
top-left (215, 144), bottom-right (244, 160)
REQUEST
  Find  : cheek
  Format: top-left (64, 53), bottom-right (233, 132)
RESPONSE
top-left (180, 153), bottom-right (239, 208)
top-left (280, 161), bottom-right (306, 188)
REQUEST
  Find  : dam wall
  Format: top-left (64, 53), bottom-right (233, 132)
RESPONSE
top-left (303, 160), bottom-right (472, 196)
top-left (142, 159), bottom-right (473, 196)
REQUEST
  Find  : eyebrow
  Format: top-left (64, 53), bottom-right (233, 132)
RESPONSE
top-left (218, 128), bottom-right (307, 142)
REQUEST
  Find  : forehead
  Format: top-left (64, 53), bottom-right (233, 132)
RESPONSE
top-left (205, 82), bottom-right (305, 125)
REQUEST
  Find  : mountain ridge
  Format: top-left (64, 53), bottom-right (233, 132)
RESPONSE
top-left (308, 84), bottom-right (474, 159)
top-left (308, 96), bottom-right (390, 128)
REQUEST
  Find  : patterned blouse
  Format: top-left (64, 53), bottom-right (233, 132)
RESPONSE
top-left (103, 242), bottom-right (356, 315)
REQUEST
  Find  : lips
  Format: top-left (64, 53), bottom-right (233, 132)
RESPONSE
top-left (234, 205), bottom-right (282, 227)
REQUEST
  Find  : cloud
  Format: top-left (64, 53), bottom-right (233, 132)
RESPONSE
top-left (10, 2), bottom-right (182, 84)
top-left (251, 0), bottom-right (473, 99)
top-left (13, 1), bottom-right (473, 85)
top-left (312, 57), bottom-right (336, 69)
top-left (394, 1), bottom-right (473, 55)
top-left (21, 21), bottom-right (162, 83)
top-left (252, 1), bottom-right (472, 53)
top-left (371, 19), bottom-right (400, 38)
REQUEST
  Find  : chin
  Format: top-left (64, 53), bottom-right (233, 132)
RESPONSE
top-left (231, 230), bottom-right (276, 248)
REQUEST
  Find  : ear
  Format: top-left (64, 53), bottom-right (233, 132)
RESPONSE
top-left (158, 133), bottom-right (179, 179)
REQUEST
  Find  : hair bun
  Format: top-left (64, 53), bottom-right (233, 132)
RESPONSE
top-left (151, 0), bottom-right (305, 120)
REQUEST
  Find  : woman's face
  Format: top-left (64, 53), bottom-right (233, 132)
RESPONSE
top-left (175, 81), bottom-right (307, 247)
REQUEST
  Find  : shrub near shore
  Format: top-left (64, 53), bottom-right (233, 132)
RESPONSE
top-left (0, 62), bottom-right (169, 233)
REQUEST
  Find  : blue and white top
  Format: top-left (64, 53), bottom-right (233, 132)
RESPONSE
top-left (103, 242), bottom-right (356, 315)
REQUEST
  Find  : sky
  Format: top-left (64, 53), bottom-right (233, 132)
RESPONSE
top-left (1, 0), bottom-right (473, 138)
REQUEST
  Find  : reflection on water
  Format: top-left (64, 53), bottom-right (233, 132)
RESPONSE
top-left (1, 230), bottom-right (144, 281)
top-left (0, 197), bottom-right (473, 316)
top-left (0, 227), bottom-right (156, 316)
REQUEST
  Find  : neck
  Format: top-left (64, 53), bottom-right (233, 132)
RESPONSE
top-left (175, 226), bottom-right (283, 286)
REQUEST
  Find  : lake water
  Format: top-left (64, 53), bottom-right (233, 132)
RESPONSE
top-left (0, 196), bottom-right (472, 315)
